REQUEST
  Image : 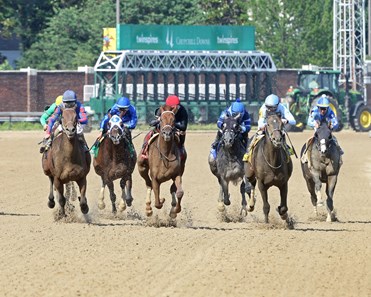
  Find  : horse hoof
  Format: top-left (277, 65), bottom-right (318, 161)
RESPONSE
top-left (48, 200), bottom-right (55, 209)
top-left (176, 190), bottom-right (184, 199)
top-left (218, 203), bottom-right (225, 212)
top-left (247, 205), bottom-right (255, 212)
top-left (146, 209), bottom-right (153, 217)
top-left (98, 202), bottom-right (105, 210)
top-left (224, 199), bottom-right (231, 206)
top-left (126, 199), bottom-right (133, 207)
top-left (317, 201), bottom-right (324, 207)
top-left (118, 203), bottom-right (126, 212)
top-left (81, 204), bottom-right (89, 214)
top-left (170, 210), bottom-right (177, 219)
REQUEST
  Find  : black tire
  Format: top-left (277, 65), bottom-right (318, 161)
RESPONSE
top-left (311, 97), bottom-right (343, 131)
top-left (353, 105), bottom-right (371, 132)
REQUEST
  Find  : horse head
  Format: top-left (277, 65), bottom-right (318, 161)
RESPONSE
top-left (265, 112), bottom-right (284, 148)
top-left (221, 114), bottom-right (240, 149)
top-left (159, 105), bottom-right (176, 142)
top-left (314, 120), bottom-right (333, 154)
top-left (108, 115), bottom-right (124, 144)
top-left (61, 107), bottom-right (78, 139)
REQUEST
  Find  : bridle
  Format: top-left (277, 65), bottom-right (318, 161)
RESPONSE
top-left (108, 115), bottom-right (124, 145)
top-left (61, 107), bottom-right (77, 139)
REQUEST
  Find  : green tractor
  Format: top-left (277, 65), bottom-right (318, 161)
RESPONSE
top-left (282, 68), bottom-right (371, 132)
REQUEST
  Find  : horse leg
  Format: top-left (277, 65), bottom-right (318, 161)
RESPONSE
top-left (221, 179), bottom-right (230, 206)
top-left (47, 176), bottom-right (55, 209)
top-left (54, 179), bottom-right (66, 217)
top-left (169, 182), bottom-right (178, 218)
top-left (313, 174), bottom-right (324, 207)
top-left (106, 181), bottom-right (117, 213)
top-left (118, 178), bottom-right (128, 212)
top-left (244, 176), bottom-right (256, 212)
top-left (304, 177), bottom-right (318, 215)
top-left (170, 176), bottom-right (183, 218)
top-left (97, 178), bottom-right (106, 210)
top-left (76, 178), bottom-right (89, 214)
top-left (145, 186), bottom-right (153, 217)
top-left (240, 180), bottom-right (248, 216)
top-left (258, 181), bottom-right (270, 223)
top-left (325, 176), bottom-right (338, 222)
top-left (152, 179), bottom-right (165, 209)
top-left (277, 183), bottom-right (289, 221)
top-left (122, 176), bottom-right (134, 207)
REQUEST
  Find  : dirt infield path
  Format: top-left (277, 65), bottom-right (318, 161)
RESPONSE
top-left (0, 130), bottom-right (370, 297)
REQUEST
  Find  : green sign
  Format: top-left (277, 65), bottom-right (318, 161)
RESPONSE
top-left (117, 24), bottom-right (255, 51)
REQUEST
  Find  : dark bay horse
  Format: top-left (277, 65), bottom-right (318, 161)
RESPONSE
top-left (208, 114), bottom-right (253, 214)
top-left (244, 112), bottom-right (293, 226)
top-left (93, 115), bottom-right (137, 213)
top-left (300, 120), bottom-right (342, 221)
top-left (137, 104), bottom-right (186, 218)
top-left (42, 107), bottom-right (91, 216)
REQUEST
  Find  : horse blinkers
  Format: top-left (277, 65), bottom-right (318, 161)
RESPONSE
top-left (108, 116), bottom-right (124, 144)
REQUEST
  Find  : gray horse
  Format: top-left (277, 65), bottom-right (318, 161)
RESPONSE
top-left (208, 115), bottom-right (253, 214)
top-left (300, 120), bottom-right (342, 221)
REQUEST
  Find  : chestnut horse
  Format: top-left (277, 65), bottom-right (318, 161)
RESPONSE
top-left (93, 115), bottom-right (137, 213)
top-left (244, 112), bottom-right (293, 227)
top-left (300, 120), bottom-right (342, 221)
top-left (137, 104), bottom-right (186, 218)
top-left (42, 107), bottom-right (91, 216)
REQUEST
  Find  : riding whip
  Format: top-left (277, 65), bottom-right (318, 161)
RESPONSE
top-left (283, 128), bottom-right (298, 159)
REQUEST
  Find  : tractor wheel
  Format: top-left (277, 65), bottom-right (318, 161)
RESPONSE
top-left (353, 105), bottom-right (371, 132)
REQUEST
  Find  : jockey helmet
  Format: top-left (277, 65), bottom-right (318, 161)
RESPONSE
top-left (55, 95), bottom-right (63, 106)
top-left (265, 94), bottom-right (280, 109)
top-left (62, 90), bottom-right (77, 102)
top-left (231, 99), bottom-right (245, 116)
top-left (165, 95), bottom-right (180, 107)
top-left (317, 95), bottom-right (330, 108)
top-left (116, 96), bottom-right (130, 109)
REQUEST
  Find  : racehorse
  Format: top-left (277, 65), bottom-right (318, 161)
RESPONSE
top-left (137, 104), bottom-right (186, 218)
top-left (93, 115), bottom-right (137, 213)
top-left (300, 120), bottom-right (342, 221)
top-left (244, 112), bottom-right (293, 226)
top-left (208, 114), bottom-right (253, 214)
top-left (42, 107), bottom-right (91, 217)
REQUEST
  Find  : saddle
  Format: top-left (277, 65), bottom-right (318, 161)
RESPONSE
top-left (243, 134), bottom-right (265, 163)
top-left (300, 137), bottom-right (315, 167)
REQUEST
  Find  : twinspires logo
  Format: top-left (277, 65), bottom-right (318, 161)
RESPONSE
top-left (136, 34), bottom-right (159, 44)
top-left (217, 35), bottom-right (239, 44)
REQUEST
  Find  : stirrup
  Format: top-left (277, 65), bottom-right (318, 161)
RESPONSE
top-left (242, 152), bottom-right (249, 162)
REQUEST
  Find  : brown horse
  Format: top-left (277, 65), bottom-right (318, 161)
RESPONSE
top-left (137, 104), bottom-right (186, 218)
top-left (42, 107), bottom-right (91, 216)
top-left (244, 112), bottom-right (293, 227)
top-left (93, 115), bottom-right (137, 213)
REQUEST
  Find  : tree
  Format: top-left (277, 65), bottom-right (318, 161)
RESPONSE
top-left (18, 0), bottom-right (115, 69)
top-left (247, 0), bottom-right (333, 68)
top-left (121, 0), bottom-right (203, 25)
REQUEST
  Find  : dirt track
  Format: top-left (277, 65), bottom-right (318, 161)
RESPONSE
top-left (0, 130), bottom-right (370, 297)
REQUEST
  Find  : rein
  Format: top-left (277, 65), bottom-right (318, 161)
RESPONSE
top-left (259, 138), bottom-right (283, 169)
top-left (157, 110), bottom-right (178, 166)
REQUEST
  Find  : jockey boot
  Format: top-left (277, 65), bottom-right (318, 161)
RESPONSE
top-left (40, 137), bottom-right (51, 154)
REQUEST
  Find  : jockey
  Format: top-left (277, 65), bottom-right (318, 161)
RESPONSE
top-left (244, 94), bottom-right (296, 161)
top-left (97, 96), bottom-right (138, 141)
top-left (209, 98), bottom-right (251, 160)
top-left (40, 95), bottom-right (63, 131)
top-left (41, 90), bottom-right (89, 153)
top-left (139, 95), bottom-right (189, 160)
top-left (307, 94), bottom-right (344, 154)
